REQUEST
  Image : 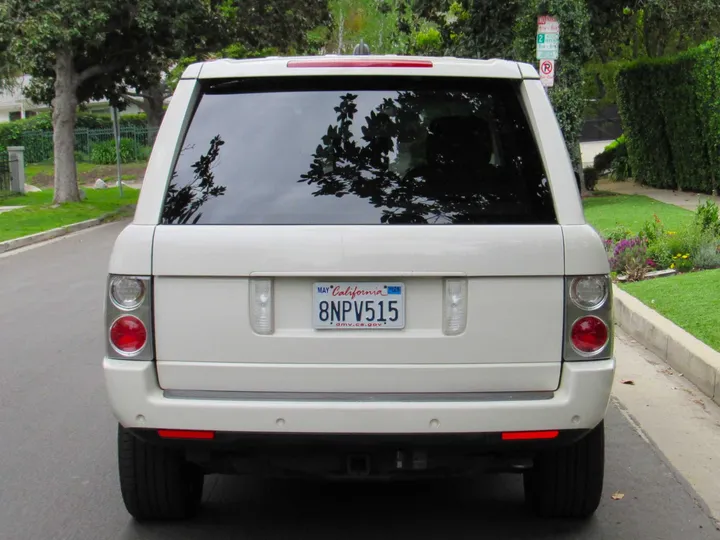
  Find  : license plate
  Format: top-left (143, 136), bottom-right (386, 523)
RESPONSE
top-left (312, 282), bottom-right (405, 329)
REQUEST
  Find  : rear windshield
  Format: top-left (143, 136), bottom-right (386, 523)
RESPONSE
top-left (162, 76), bottom-right (556, 225)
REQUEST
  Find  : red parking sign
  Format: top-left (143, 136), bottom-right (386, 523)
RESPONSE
top-left (539, 59), bottom-right (555, 87)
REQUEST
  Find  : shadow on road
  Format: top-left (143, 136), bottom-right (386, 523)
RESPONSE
top-left (122, 474), bottom-right (591, 540)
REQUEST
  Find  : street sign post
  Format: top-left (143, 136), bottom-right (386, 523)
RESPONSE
top-left (539, 59), bottom-right (555, 87)
top-left (537, 15), bottom-right (560, 89)
top-left (111, 106), bottom-right (123, 197)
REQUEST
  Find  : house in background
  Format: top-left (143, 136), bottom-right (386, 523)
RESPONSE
top-left (0, 75), bottom-right (143, 123)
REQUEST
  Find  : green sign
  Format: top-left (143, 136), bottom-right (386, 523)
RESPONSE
top-left (536, 32), bottom-right (559, 60)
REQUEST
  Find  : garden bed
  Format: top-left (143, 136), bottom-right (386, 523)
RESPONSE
top-left (585, 193), bottom-right (720, 351)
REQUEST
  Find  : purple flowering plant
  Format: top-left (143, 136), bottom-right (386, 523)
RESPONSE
top-left (609, 236), bottom-right (650, 281)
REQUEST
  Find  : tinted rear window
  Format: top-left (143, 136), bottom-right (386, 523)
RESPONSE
top-left (162, 76), bottom-right (555, 225)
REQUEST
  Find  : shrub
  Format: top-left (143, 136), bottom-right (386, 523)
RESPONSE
top-left (583, 167), bottom-right (599, 191)
top-left (610, 236), bottom-right (650, 280)
top-left (138, 145), bottom-right (152, 162)
top-left (639, 214), bottom-right (664, 243)
top-left (594, 136), bottom-right (625, 170)
top-left (610, 153), bottom-right (632, 181)
top-left (616, 39), bottom-right (720, 192)
top-left (606, 225), bottom-right (633, 243)
top-left (90, 138), bottom-right (138, 164)
top-left (647, 239), bottom-right (673, 269)
top-left (695, 200), bottom-right (720, 236)
top-left (2, 111), bottom-right (151, 164)
top-left (671, 253), bottom-right (694, 272)
top-left (692, 240), bottom-right (720, 269)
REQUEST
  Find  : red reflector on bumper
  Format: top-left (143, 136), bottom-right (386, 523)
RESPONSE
top-left (502, 430), bottom-right (559, 441)
top-left (157, 429), bottom-right (215, 440)
top-left (287, 59), bottom-right (433, 69)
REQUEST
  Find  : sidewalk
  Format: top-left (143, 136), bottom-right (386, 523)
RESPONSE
top-left (596, 179), bottom-right (720, 211)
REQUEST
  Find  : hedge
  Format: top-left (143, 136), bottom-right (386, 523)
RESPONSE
top-left (0, 112), bottom-right (149, 153)
top-left (616, 40), bottom-right (720, 193)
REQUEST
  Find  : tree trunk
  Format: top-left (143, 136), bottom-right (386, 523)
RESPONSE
top-left (52, 49), bottom-right (81, 204)
top-left (145, 85), bottom-right (166, 145)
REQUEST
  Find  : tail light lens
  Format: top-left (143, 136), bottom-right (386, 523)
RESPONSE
top-left (570, 316), bottom-right (609, 355)
top-left (564, 275), bottom-right (613, 360)
top-left (110, 315), bottom-right (148, 355)
top-left (106, 275), bottom-right (154, 361)
top-left (443, 279), bottom-right (468, 336)
top-left (569, 276), bottom-right (608, 310)
top-left (109, 276), bottom-right (146, 310)
top-left (250, 279), bottom-right (274, 335)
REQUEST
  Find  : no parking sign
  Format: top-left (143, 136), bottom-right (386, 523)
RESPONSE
top-left (539, 59), bottom-right (555, 87)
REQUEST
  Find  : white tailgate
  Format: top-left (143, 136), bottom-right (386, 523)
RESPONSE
top-left (153, 225), bottom-right (565, 393)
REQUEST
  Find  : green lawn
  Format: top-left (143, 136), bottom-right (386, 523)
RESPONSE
top-left (583, 194), bottom-right (693, 235)
top-left (621, 270), bottom-right (720, 352)
top-left (0, 188), bottom-right (138, 243)
top-left (24, 161), bottom-right (147, 188)
top-left (25, 161), bottom-right (99, 181)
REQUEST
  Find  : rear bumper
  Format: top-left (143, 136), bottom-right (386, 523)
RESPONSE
top-left (104, 358), bottom-right (615, 434)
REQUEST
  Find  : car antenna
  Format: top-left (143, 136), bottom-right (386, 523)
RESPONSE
top-left (352, 39), bottom-right (371, 55)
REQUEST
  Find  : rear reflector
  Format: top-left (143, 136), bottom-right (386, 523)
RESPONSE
top-left (157, 430), bottom-right (215, 440)
top-left (287, 59), bottom-right (433, 69)
top-left (502, 430), bottom-right (559, 441)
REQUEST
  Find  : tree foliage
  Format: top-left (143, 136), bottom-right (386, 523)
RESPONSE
top-left (404, 0), bottom-right (521, 58)
top-left (514, 0), bottom-right (593, 185)
top-left (0, 0), bottom-right (227, 202)
top-left (585, 0), bottom-right (720, 108)
top-left (167, 1), bottom-right (330, 93)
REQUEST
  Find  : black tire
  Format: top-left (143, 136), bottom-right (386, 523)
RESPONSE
top-left (523, 420), bottom-right (605, 519)
top-left (117, 425), bottom-right (204, 521)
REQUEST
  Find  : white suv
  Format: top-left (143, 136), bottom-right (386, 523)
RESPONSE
top-left (104, 55), bottom-right (615, 522)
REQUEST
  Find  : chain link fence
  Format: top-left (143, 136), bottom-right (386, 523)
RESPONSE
top-left (21, 126), bottom-right (159, 164)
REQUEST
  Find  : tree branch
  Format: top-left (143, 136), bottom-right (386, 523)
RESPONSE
top-left (124, 90), bottom-right (153, 100)
top-left (122, 93), bottom-right (152, 115)
top-left (77, 62), bottom-right (122, 84)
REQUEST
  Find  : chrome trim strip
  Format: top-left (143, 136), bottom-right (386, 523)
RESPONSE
top-left (162, 390), bottom-right (554, 402)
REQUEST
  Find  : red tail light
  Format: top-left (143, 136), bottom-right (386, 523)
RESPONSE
top-left (571, 316), bottom-right (609, 354)
top-left (158, 430), bottom-right (215, 440)
top-left (287, 59), bottom-right (433, 69)
top-left (110, 315), bottom-right (147, 355)
top-left (564, 276), bottom-right (613, 361)
top-left (502, 430), bottom-right (559, 441)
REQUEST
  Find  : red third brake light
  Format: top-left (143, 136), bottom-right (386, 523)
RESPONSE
top-left (571, 316), bottom-right (609, 354)
top-left (287, 59), bottom-right (434, 69)
top-left (110, 315), bottom-right (147, 355)
top-left (502, 430), bottom-right (560, 441)
top-left (158, 430), bottom-right (216, 440)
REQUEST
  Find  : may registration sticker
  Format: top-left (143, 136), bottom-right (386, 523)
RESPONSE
top-left (312, 282), bottom-right (405, 330)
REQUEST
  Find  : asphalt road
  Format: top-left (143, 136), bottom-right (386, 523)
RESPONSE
top-left (1, 221), bottom-right (718, 540)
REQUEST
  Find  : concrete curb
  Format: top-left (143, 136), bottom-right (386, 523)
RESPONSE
top-left (613, 285), bottom-right (720, 406)
top-left (0, 207), bottom-right (133, 254)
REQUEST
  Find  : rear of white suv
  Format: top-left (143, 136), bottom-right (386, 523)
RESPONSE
top-left (104, 55), bottom-right (614, 522)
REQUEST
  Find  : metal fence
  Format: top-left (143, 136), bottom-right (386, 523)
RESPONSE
top-left (0, 153), bottom-right (10, 191)
top-left (21, 126), bottom-right (159, 164)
